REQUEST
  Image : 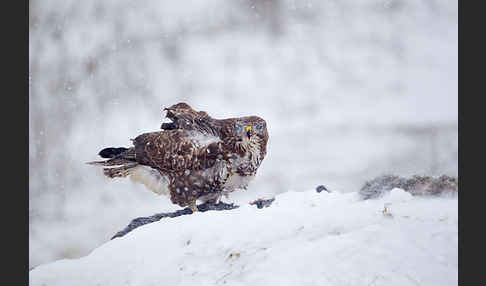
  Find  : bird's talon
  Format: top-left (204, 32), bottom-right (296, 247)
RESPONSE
top-left (190, 202), bottom-right (198, 213)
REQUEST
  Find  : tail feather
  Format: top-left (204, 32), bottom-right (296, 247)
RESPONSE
top-left (87, 158), bottom-right (135, 166)
top-left (99, 147), bottom-right (129, 158)
top-left (103, 163), bottom-right (138, 178)
top-left (88, 146), bottom-right (138, 179)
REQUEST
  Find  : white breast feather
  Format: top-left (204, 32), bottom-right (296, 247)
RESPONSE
top-left (235, 138), bottom-right (262, 169)
top-left (225, 173), bottom-right (255, 190)
top-left (129, 165), bottom-right (170, 195)
top-left (224, 139), bottom-right (261, 190)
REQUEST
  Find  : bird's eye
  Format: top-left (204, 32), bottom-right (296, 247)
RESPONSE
top-left (235, 124), bottom-right (243, 134)
top-left (255, 122), bottom-right (264, 132)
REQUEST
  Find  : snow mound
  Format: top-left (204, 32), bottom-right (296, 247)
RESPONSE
top-left (30, 189), bottom-right (457, 286)
top-left (385, 188), bottom-right (414, 203)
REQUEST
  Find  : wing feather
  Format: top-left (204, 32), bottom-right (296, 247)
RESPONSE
top-left (133, 129), bottom-right (224, 173)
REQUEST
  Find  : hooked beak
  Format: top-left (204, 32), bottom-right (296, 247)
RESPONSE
top-left (246, 126), bottom-right (252, 139)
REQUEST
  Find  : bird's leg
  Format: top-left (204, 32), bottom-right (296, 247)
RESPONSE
top-left (205, 193), bottom-right (222, 205)
top-left (214, 195), bottom-right (221, 204)
top-left (190, 200), bottom-right (198, 213)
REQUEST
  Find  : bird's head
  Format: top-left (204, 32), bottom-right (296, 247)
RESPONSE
top-left (226, 116), bottom-right (268, 151)
top-left (225, 116), bottom-right (269, 167)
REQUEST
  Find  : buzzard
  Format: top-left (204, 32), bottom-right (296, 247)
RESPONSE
top-left (88, 103), bottom-right (269, 212)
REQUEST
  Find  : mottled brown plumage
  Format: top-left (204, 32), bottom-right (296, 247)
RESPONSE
top-left (88, 103), bottom-right (269, 210)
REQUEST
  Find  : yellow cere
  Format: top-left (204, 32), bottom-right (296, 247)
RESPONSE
top-left (246, 126), bottom-right (253, 132)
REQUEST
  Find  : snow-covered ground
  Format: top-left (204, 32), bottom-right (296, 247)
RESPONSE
top-left (30, 188), bottom-right (458, 286)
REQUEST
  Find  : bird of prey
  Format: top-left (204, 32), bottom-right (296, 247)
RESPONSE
top-left (88, 103), bottom-right (269, 212)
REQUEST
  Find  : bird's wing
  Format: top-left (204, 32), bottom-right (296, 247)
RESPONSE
top-left (133, 129), bottom-right (225, 173)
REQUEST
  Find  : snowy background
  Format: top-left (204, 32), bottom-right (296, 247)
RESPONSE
top-left (29, 0), bottom-right (457, 269)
